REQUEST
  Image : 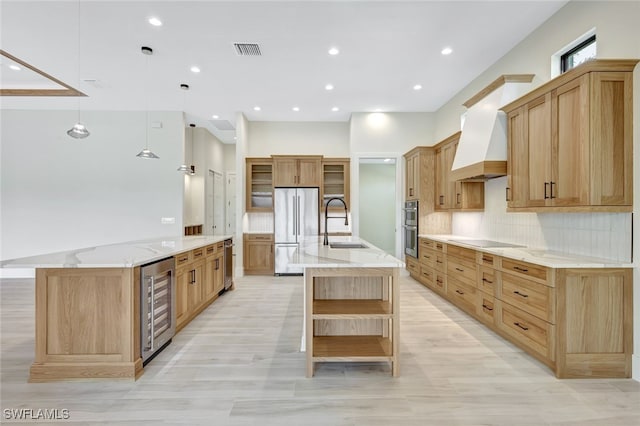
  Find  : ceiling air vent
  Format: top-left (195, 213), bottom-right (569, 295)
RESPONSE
top-left (234, 43), bottom-right (261, 56)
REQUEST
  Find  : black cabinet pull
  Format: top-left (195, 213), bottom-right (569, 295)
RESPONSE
top-left (456, 193), bottom-right (461, 204)
top-left (409, 188), bottom-right (414, 197)
top-left (482, 304), bottom-right (494, 311)
top-left (215, 258), bottom-right (220, 270)
top-left (513, 266), bottom-right (529, 273)
top-left (455, 289), bottom-right (464, 295)
top-left (439, 195), bottom-right (444, 205)
top-left (455, 267), bottom-right (464, 272)
top-left (482, 278), bottom-right (493, 284)
top-left (544, 182), bottom-right (549, 199)
top-left (550, 181), bottom-right (556, 199)
top-left (436, 260), bottom-right (443, 264)
top-left (505, 187), bottom-right (510, 202)
top-left (514, 322), bottom-right (529, 331)
top-left (513, 290), bottom-right (529, 298)
top-left (436, 279), bottom-right (443, 284)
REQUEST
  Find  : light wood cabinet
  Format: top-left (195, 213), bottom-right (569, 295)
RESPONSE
top-left (434, 133), bottom-right (484, 212)
top-left (243, 233), bottom-right (274, 275)
top-left (305, 267), bottom-right (400, 377)
top-left (272, 155), bottom-right (321, 187)
top-left (405, 151), bottom-right (419, 201)
top-left (246, 158), bottom-right (273, 212)
top-left (502, 59), bottom-right (637, 212)
top-left (321, 158), bottom-right (350, 211)
top-left (204, 241), bottom-right (225, 303)
top-left (411, 238), bottom-right (633, 378)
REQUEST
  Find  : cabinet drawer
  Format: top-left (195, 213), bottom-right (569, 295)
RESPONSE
top-left (192, 248), bottom-right (205, 261)
top-left (175, 251), bottom-right (191, 267)
top-left (433, 271), bottom-right (446, 295)
top-left (434, 241), bottom-right (445, 252)
top-left (478, 252), bottom-right (497, 267)
top-left (447, 276), bottom-right (477, 314)
top-left (434, 252), bottom-right (446, 272)
top-left (447, 245), bottom-right (475, 261)
top-left (419, 249), bottom-right (436, 268)
top-left (501, 272), bottom-right (555, 323)
top-left (419, 238), bottom-right (435, 250)
top-left (502, 258), bottom-right (549, 282)
top-left (406, 256), bottom-right (419, 275)
top-left (477, 293), bottom-right (496, 325)
top-left (245, 233), bottom-right (274, 242)
top-left (447, 255), bottom-right (476, 287)
top-left (496, 301), bottom-right (554, 361)
top-left (205, 244), bottom-right (216, 256)
top-left (419, 265), bottom-right (434, 287)
top-left (478, 266), bottom-right (497, 296)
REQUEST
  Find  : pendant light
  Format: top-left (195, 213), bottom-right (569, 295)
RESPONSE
top-left (67, 0), bottom-right (89, 139)
top-left (188, 123), bottom-right (196, 175)
top-left (177, 84), bottom-right (191, 173)
top-left (136, 46), bottom-right (159, 159)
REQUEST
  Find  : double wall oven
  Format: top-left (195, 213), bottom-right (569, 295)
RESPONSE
top-left (403, 200), bottom-right (418, 258)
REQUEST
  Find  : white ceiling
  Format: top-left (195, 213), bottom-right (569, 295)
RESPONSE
top-left (1, 0), bottom-right (568, 143)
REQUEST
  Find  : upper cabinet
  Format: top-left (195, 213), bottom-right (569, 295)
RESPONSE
top-left (502, 59), bottom-right (637, 212)
top-left (321, 158), bottom-right (350, 210)
top-left (246, 158), bottom-right (273, 212)
top-left (272, 155), bottom-right (322, 187)
top-left (434, 132), bottom-right (484, 212)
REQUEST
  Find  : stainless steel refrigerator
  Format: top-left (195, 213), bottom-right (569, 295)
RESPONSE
top-left (274, 187), bottom-right (319, 275)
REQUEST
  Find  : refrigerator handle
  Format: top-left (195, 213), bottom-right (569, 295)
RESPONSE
top-left (297, 196), bottom-right (301, 236)
top-left (292, 196), bottom-right (297, 237)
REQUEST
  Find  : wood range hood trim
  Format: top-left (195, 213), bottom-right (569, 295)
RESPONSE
top-left (449, 160), bottom-right (507, 182)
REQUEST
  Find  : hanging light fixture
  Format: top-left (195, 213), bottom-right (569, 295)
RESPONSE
top-left (188, 123), bottom-right (196, 175)
top-left (177, 84), bottom-right (191, 172)
top-left (136, 46), bottom-right (159, 159)
top-left (67, 0), bottom-right (89, 139)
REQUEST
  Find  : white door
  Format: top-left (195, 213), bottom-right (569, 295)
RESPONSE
top-left (226, 172), bottom-right (236, 235)
top-left (207, 170), bottom-right (225, 235)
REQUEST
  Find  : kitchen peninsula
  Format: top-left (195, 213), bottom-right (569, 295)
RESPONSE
top-left (290, 237), bottom-right (404, 377)
top-left (1, 235), bottom-right (232, 382)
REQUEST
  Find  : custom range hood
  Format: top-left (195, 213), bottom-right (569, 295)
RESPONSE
top-left (450, 75), bottom-right (534, 181)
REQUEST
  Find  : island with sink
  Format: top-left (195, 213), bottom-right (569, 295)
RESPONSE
top-left (407, 234), bottom-right (633, 378)
top-left (290, 237), bottom-right (404, 377)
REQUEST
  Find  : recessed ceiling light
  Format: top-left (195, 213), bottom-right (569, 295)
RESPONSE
top-left (325, 84), bottom-right (334, 91)
top-left (441, 47), bottom-right (453, 55)
top-left (292, 107), bottom-right (300, 112)
top-left (148, 17), bottom-right (162, 27)
top-left (9, 64), bottom-right (21, 71)
top-left (413, 84), bottom-right (422, 91)
top-left (212, 114), bottom-right (219, 119)
top-left (331, 107), bottom-right (339, 112)
top-left (254, 106), bottom-right (261, 111)
top-left (328, 47), bottom-right (339, 55)
top-left (190, 66), bottom-right (201, 73)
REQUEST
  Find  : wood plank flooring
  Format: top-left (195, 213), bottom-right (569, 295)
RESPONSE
top-left (1, 274), bottom-right (639, 425)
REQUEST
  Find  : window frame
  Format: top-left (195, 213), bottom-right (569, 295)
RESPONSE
top-left (560, 35), bottom-right (596, 73)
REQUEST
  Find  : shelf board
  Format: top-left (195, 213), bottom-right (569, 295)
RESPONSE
top-left (312, 336), bottom-right (392, 360)
top-left (313, 300), bottom-right (391, 318)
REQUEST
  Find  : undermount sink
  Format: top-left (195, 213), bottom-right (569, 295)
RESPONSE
top-left (329, 242), bottom-right (368, 249)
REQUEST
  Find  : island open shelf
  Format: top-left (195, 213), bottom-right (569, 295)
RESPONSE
top-left (305, 267), bottom-right (399, 377)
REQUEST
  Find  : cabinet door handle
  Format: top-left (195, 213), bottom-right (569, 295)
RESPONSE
top-left (514, 322), bottom-right (529, 331)
top-left (482, 304), bottom-right (494, 311)
top-left (456, 193), bottom-right (461, 204)
top-left (505, 187), bottom-right (510, 202)
top-left (550, 181), bottom-right (556, 199)
top-left (409, 188), bottom-right (414, 197)
top-left (455, 289), bottom-right (464, 295)
top-left (513, 266), bottom-right (529, 273)
top-left (215, 258), bottom-right (220, 270)
top-left (544, 182), bottom-right (549, 199)
top-left (482, 278), bottom-right (493, 284)
top-left (455, 267), bottom-right (464, 272)
top-left (513, 290), bottom-right (529, 298)
top-left (190, 269), bottom-right (195, 284)
top-left (439, 195), bottom-right (444, 205)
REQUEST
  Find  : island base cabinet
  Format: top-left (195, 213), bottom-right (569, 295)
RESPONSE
top-left (305, 267), bottom-right (399, 377)
top-left (30, 268), bottom-right (142, 382)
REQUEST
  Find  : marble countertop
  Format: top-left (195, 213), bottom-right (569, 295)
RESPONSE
top-left (1, 235), bottom-right (233, 269)
top-left (290, 236), bottom-right (405, 268)
top-left (420, 234), bottom-right (633, 268)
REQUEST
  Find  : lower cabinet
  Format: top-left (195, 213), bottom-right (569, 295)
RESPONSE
top-left (175, 240), bottom-right (228, 332)
top-left (243, 233), bottom-right (274, 275)
top-left (408, 238), bottom-right (633, 378)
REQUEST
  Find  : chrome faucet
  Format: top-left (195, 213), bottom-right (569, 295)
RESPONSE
top-left (323, 197), bottom-right (348, 245)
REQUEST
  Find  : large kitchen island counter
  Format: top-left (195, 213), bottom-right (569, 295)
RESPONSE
top-left (1, 235), bottom-right (232, 382)
top-left (290, 237), bottom-right (404, 377)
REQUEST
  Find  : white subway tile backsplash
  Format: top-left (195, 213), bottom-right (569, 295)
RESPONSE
top-left (451, 178), bottom-right (632, 262)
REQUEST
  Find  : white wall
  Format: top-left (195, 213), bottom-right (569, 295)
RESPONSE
top-left (224, 144), bottom-right (236, 172)
top-left (350, 112), bottom-right (435, 152)
top-left (247, 121), bottom-right (349, 157)
top-left (434, 0), bottom-right (640, 380)
top-left (1, 109), bottom-right (184, 265)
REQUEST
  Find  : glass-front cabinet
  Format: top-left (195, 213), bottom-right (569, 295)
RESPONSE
top-left (321, 159), bottom-right (350, 211)
top-left (246, 158), bottom-right (273, 212)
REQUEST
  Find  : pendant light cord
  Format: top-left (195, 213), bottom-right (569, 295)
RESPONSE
top-left (145, 52), bottom-right (149, 150)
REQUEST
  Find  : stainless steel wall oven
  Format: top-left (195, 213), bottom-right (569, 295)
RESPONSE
top-left (403, 200), bottom-right (418, 258)
top-left (140, 257), bottom-right (176, 365)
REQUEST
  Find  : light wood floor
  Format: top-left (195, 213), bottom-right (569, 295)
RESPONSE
top-left (1, 274), bottom-right (639, 425)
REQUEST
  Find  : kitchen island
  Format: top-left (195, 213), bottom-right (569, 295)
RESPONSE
top-left (290, 237), bottom-right (404, 377)
top-left (1, 235), bottom-right (232, 382)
